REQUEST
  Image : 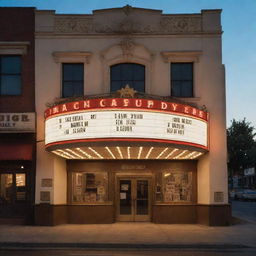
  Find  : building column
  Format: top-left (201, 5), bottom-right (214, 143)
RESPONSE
top-left (35, 141), bottom-right (67, 225)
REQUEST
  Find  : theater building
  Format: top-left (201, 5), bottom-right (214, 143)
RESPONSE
top-left (0, 8), bottom-right (36, 224)
top-left (35, 6), bottom-right (230, 225)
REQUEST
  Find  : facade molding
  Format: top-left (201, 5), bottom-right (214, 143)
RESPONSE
top-left (52, 51), bottom-right (92, 64)
top-left (161, 51), bottom-right (203, 63)
top-left (0, 41), bottom-right (30, 55)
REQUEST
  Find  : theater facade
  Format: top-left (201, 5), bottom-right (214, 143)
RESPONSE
top-left (35, 6), bottom-right (230, 225)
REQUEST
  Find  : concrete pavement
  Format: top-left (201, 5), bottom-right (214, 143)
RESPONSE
top-left (0, 221), bottom-right (255, 249)
top-left (0, 201), bottom-right (256, 250)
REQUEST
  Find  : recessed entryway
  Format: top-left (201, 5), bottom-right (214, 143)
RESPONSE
top-left (116, 177), bottom-right (151, 221)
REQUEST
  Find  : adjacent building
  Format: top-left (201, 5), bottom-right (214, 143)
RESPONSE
top-left (0, 8), bottom-right (36, 224)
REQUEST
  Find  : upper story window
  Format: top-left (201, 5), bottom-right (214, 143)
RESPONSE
top-left (171, 63), bottom-right (193, 97)
top-left (62, 63), bottom-right (84, 98)
top-left (110, 63), bottom-right (145, 92)
top-left (0, 56), bottom-right (21, 95)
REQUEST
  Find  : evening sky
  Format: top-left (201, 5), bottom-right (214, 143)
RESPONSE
top-left (1, 0), bottom-right (255, 128)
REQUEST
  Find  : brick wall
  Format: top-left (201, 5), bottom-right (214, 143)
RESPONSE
top-left (0, 8), bottom-right (35, 112)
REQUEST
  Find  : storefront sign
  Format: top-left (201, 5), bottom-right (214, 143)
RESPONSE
top-left (45, 99), bottom-right (209, 150)
top-left (0, 113), bottom-right (35, 133)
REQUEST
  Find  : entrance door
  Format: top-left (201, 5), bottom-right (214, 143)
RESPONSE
top-left (117, 177), bottom-right (151, 221)
top-left (0, 172), bottom-right (28, 218)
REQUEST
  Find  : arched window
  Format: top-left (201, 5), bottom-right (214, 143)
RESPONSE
top-left (110, 63), bottom-right (145, 92)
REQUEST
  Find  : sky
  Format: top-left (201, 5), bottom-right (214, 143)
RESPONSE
top-left (1, 0), bottom-right (256, 129)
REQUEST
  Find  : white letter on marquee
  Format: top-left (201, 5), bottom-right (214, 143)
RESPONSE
top-left (161, 102), bottom-right (167, 110)
top-left (123, 99), bottom-right (130, 107)
top-left (84, 101), bottom-right (90, 108)
top-left (73, 102), bottom-right (79, 110)
top-left (100, 99), bottom-right (106, 107)
top-left (147, 100), bottom-right (154, 108)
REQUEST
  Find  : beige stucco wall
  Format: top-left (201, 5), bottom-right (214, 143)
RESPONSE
top-left (35, 7), bottom-right (227, 205)
top-left (35, 141), bottom-right (66, 204)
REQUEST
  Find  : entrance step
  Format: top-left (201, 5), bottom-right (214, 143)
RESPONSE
top-left (0, 218), bottom-right (25, 225)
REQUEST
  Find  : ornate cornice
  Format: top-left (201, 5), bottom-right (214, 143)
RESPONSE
top-left (55, 17), bottom-right (93, 33)
top-left (160, 17), bottom-right (201, 33)
top-left (54, 16), bottom-right (203, 35)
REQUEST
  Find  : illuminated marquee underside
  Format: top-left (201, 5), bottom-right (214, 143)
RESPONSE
top-left (45, 98), bottom-right (209, 157)
top-left (52, 146), bottom-right (204, 160)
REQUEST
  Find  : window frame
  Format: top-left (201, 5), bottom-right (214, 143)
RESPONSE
top-left (110, 63), bottom-right (146, 93)
top-left (171, 62), bottom-right (194, 98)
top-left (70, 171), bottom-right (109, 205)
top-left (0, 55), bottom-right (22, 96)
top-left (162, 170), bottom-right (193, 203)
top-left (0, 171), bottom-right (28, 205)
top-left (61, 63), bottom-right (84, 98)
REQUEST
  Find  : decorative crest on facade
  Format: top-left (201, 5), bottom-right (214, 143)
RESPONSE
top-left (119, 37), bottom-right (135, 58)
top-left (116, 85), bottom-right (137, 98)
top-left (123, 5), bottom-right (133, 16)
top-left (159, 17), bottom-right (201, 33)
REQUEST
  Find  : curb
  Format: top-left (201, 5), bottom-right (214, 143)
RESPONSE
top-left (0, 242), bottom-right (251, 250)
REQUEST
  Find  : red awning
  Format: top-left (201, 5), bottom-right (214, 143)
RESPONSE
top-left (0, 144), bottom-right (33, 160)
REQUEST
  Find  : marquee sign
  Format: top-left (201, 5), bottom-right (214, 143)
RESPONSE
top-left (45, 98), bottom-right (209, 150)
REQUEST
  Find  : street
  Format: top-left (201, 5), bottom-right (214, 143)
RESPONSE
top-left (1, 248), bottom-right (256, 256)
top-left (231, 200), bottom-right (256, 223)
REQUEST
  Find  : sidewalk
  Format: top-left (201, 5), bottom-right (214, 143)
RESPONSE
top-left (0, 220), bottom-right (256, 249)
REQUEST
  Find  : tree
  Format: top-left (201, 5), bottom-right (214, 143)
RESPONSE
top-left (247, 141), bottom-right (256, 167)
top-left (227, 119), bottom-right (256, 178)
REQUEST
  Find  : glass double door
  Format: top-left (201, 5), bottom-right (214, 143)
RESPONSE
top-left (0, 172), bottom-right (27, 217)
top-left (117, 177), bottom-right (151, 221)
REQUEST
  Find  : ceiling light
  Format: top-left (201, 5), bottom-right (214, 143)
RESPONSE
top-left (105, 147), bottom-right (116, 159)
top-left (145, 147), bottom-right (154, 159)
top-left (137, 146), bottom-right (143, 159)
top-left (165, 148), bottom-right (178, 159)
top-left (127, 147), bottom-right (131, 159)
top-left (116, 146), bottom-right (123, 159)
top-left (76, 148), bottom-right (93, 159)
top-left (88, 147), bottom-right (103, 159)
top-left (174, 150), bottom-right (188, 159)
top-left (156, 148), bottom-right (168, 159)
top-left (191, 152), bottom-right (203, 159)
top-left (66, 148), bottom-right (84, 159)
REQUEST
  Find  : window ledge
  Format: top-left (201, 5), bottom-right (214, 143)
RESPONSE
top-left (52, 51), bottom-right (92, 64)
top-left (161, 51), bottom-right (202, 63)
top-left (172, 96), bottom-right (201, 102)
top-left (0, 41), bottom-right (30, 55)
top-left (68, 202), bottom-right (113, 206)
top-left (154, 203), bottom-right (196, 206)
